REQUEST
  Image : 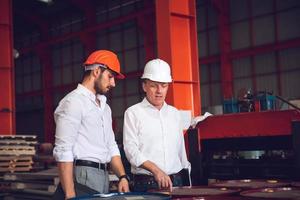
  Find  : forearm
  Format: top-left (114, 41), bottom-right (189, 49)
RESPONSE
top-left (141, 160), bottom-right (172, 190)
top-left (110, 156), bottom-right (126, 177)
top-left (140, 160), bottom-right (161, 175)
top-left (57, 162), bottom-right (75, 199)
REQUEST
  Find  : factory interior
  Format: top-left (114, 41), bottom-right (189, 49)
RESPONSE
top-left (1, 0), bottom-right (300, 199)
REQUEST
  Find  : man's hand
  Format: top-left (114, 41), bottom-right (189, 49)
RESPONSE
top-left (153, 168), bottom-right (173, 192)
top-left (118, 178), bottom-right (130, 192)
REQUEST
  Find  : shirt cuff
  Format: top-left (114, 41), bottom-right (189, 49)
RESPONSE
top-left (110, 147), bottom-right (120, 158)
top-left (53, 148), bottom-right (74, 162)
top-left (135, 154), bottom-right (148, 168)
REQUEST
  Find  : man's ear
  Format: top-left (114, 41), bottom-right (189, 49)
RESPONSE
top-left (92, 68), bottom-right (100, 78)
top-left (142, 82), bottom-right (146, 92)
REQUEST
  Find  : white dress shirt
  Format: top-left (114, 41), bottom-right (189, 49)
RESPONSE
top-left (123, 98), bottom-right (190, 175)
top-left (53, 84), bottom-right (120, 163)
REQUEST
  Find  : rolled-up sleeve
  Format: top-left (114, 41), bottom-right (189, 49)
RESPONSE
top-left (178, 115), bottom-right (191, 170)
top-left (53, 98), bottom-right (82, 162)
top-left (107, 108), bottom-right (120, 158)
top-left (123, 109), bottom-right (147, 167)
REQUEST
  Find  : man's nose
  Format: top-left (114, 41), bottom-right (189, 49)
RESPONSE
top-left (110, 78), bottom-right (116, 87)
top-left (157, 85), bottom-right (163, 93)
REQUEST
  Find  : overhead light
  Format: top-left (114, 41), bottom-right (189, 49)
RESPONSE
top-left (36, 0), bottom-right (53, 4)
top-left (13, 49), bottom-right (19, 59)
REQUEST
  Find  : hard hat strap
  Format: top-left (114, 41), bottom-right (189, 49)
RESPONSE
top-left (84, 63), bottom-right (108, 71)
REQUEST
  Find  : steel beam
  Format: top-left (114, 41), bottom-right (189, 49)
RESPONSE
top-left (155, 0), bottom-right (201, 116)
top-left (214, 0), bottom-right (233, 99)
top-left (36, 48), bottom-right (54, 143)
top-left (0, 0), bottom-right (15, 134)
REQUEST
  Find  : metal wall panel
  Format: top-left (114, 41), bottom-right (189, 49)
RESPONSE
top-left (281, 70), bottom-right (300, 99)
top-left (230, 0), bottom-right (249, 22)
top-left (62, 45), bottom-right (71, 65)
top-left (211, 83), bottom-right (222, 105)
top-left (109, 30), bottom-right (122, 51)
top-left (278, 8), bottom-right (300, 41)
top-left (256, 74), bottom-right (278, 94)
top-left (24, 75), bottom-right (31, 92)
top-left (197, 6), bottom-right (206, 31)
top-left (53, 68), bottom-right (61, 86)
top-left (252, 0), bottom-right (273, 16)
top-left (276, 0), bottom-right (300, 11)
top-left (200, 64), bottom-right (208, 83)
top-left (97, 32), bottom-right (109, 49)
top-left (231, 21), bottom-right (250, 50)
top-left (279, 47), bottom-right (300, 71)
top-left (126, 79), bottom-right (140, 95)
top-left (253, 16), bottom-right (275, 46)
top-left (233, 57), bottom-right (252, 78)
top-left (32, 74), bottom-right (41, 91)
top-left (112, 80), bottom-right (124, 97)
top-left (210, 63), bottom-right (221, 81)
top-left (111, 97), bottom-right (125, 117)
top-left (198, 32), bottom-right (207, 58)
top-left (62, 66), bottom-right (72, 85)
top-left (124, 27), bottom-right (137, 49)
top-left (207, 6), bottom-right (218, 28)
top-left (108, 0), bottom-right (121, 20)
top-left (209, 29), bottom-right (220, 55)
top-left (124, 49), bottom-right (138, 72)
top-left (52, 47), bottom-right (60, 67)
top-left (200, 84), bottom-right (210, 108)
top-left (254, 52), bottom-right (276, 74)
top-left (73, 42), bottom-right (84, 62)
top-left (126, 95), bottom-right (141, 108)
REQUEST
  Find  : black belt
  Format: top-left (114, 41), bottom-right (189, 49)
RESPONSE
top-left (75, 159), bottom-right (107, 170)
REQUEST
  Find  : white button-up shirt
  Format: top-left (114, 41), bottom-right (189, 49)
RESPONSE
top-left (123, 98), bottom-right (190, 175)
top-left (53, 84), bottom-right (120, 163)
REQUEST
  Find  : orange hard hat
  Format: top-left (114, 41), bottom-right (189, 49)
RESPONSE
top-left (84, 50), bottom-right (125, 79)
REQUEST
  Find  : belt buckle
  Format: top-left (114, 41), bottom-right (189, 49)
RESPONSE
top-left (99, 163), bottom-right (107, 170)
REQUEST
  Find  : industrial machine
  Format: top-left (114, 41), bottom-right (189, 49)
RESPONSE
top-left (187, 108), bottom-right (300, 185)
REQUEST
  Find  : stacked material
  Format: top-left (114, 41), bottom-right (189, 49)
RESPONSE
top-left (3, 167), bottom-right (59, 200)
top-left (0, 135), bottom-right (37, 173)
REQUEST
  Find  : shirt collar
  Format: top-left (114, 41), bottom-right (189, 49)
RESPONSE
top-left (77, 84), bottom-right (107, 108)
top-left (141, 97), bottom-right (167, 111)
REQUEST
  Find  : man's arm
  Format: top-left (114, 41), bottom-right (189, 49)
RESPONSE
top-left (110, 155), bottom-right (129, 192)
top-left (141, 160), bottom-right (173, 191)
top-left (57, 162), bottom-right (75, 199)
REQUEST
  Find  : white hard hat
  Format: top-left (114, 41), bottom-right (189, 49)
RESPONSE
top-left (141, 59), bottom-right (172, 83)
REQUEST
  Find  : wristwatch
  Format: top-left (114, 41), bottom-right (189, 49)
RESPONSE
top-left (119, 174), bottom-right (130, 182)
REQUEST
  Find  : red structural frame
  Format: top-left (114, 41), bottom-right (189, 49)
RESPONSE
top-left (0, 0), bottom-right (15, 134)
top-left (197, 109), bottom-right (300, 137)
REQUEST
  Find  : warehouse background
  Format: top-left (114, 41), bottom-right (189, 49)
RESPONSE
top-left (3, 0), bottom-right (300, 143)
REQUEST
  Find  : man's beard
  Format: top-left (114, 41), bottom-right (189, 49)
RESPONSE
top-left (94, 73), bottom-right (110, 95)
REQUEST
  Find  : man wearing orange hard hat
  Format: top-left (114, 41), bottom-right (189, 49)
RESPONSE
top-left (53, 50), bottom-right (129, 199)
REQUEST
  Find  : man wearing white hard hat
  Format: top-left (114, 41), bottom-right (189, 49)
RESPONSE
top-left (123, 59), bottom-right (190, 192)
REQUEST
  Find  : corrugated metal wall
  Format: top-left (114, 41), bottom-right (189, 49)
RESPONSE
top-left (14, 0), bottom-right (300, 141)
top-left (15, 0), bottom-right (148, 141)
top-left (198, 0), bottom-right (300, 113)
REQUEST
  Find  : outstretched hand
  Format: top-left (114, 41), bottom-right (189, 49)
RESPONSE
top-left (153, 168), bottom-right (173, 192)
top-left (118, 178), bottom-right (130, 193)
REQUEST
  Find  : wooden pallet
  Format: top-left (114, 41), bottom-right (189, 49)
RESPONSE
top-left (0, 156), bottom-right (33, 161)
top-left (0, 139), bottom-right (37, 145)
top-left (0, 149), bottom-right (36, 156)
top-left (0, 135), bottom-right (37, 140)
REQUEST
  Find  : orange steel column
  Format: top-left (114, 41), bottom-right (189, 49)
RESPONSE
top-left (0, 0), bottom-right (15, 134)
top-left (155, 0), bottom-right (201, 116)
